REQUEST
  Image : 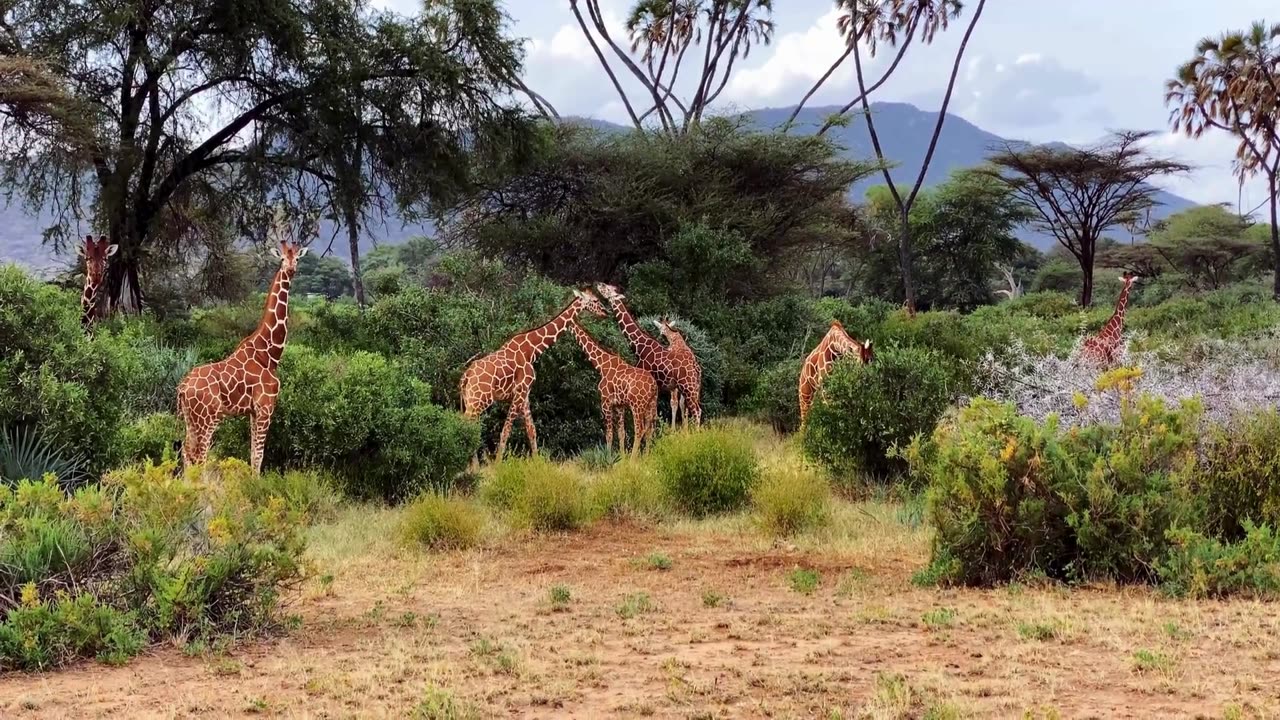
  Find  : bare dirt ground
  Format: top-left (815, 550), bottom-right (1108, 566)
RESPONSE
top-left (3, 502), bottom-right (1280, 719)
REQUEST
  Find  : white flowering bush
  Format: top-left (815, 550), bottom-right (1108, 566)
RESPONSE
top-left (972, 333), bottom-right (1280, 427)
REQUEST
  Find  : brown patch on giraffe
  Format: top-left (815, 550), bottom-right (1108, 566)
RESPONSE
top-left (1081, 271), bottom-right (1139, 367)
top-left (79, 235), bottom-right (117, 327)
top-left (176, 209), bottom-right (312, 473)
top-left (798, 320), bottom-right (872, 426)
top-left (568, 319), bottom-right (659, 457)
top-left (461, 289), bottom-right (608, 462)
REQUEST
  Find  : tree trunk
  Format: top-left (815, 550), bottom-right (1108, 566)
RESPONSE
top-left (1269, 174), bottom-right (1280, 303)
top-left (105, 227), bottom-right (144, 313)
top-left (898, 210), bottom-right (917, 312)
top-left (345, 204), bottom-right (366, 307)
top-left (1078, 249), bottom-right (1094, 307)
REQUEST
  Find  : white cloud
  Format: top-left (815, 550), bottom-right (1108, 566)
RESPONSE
top-left (1141, 129), bottom-right (1268, 210)
top-left (725, 9), bottom-right (853, 105)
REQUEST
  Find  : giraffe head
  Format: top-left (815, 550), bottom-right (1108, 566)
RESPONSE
top-left (266, 205), bottom-right (312, 276)
top-left (78, 235), bottom-right (117, 287)
top-left (572, 288), bottom-right (608, 318)
top-left (1119, 271), bottom-right (1140, 289)
top-left (594, 283), bottom-right (624, 304)
top-left (858, 339), bottom-right (875, 364)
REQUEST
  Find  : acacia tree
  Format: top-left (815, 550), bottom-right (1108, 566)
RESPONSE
top-left (566, 0), bottom-right (774, 134)
top-left (0, 0), bottom-right (531, 310)
top-left (984, 132), bottom-right (1190, 307)
top-left (1166, 21), bottom-right (1280, 300)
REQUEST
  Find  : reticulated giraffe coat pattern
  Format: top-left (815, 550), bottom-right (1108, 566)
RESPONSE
top-left (568, 319), bottom-right (658, 457)
top-left (654, 318), bottom-right (702, 427)
top-left (461, 289), bottom-right (608, 461)
top-left (1080, 272), bottom-right (1139, 367)
top-left (798, 320), bottom-right (873, 426)
top-left (79, 235), bottom-right (117, 327)
top-left (594, 283), bottom-right (683, 424)
top-left (176, 210), bottom-right (310, 473)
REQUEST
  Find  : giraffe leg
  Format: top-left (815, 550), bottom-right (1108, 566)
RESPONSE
top-left (188, 419), bottom-right (218, 471)
top-left (521, 405), bottom-right (538, 457)
top-left (671, 389), bottom-right (681, 427)
top-left (496, 404), bottom-right (519, 461)
top-left (629, 406), bottom-right (642, 458)
top-left (603, 402), bottom-right (614, 454)
top-left (615, 407), bottom-right (626, 456)
top-left (250, 404), bottom-right (275, 475)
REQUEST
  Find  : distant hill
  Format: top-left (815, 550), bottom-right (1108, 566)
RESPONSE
top-left (0, 102), bottom-right (1198, 269)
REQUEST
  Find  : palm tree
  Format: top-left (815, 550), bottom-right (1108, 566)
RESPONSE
top-left (1167, 21), bottom-right (1280, 300)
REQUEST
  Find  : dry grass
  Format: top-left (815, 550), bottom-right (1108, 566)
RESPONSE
top-left (1, 436), bottom-right (1277, 718)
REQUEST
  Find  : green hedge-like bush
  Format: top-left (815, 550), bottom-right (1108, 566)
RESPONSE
top-left (802, 346), bottom-right (955, 481)
top-left (117, 413), bottom-right (183, 465)
top-left (1159, 522), bottom-right (1280, 599)
top-left (0, 266), bottom-right (130, 475)
top-left (215, 345), bottom-right (480, 502)
top-left (912, 394), bottom-right (1205, 586)
top-left (481, 456), bottom-right (593, 531)
top-left (1187, 410), bottom-right (1280, 541)
top-left (650, 427), bottom-right (760, 517)
top-left (399, 493), bottom-right (486, 550)
top-left (745, 359), bottom-right (801, 434)
top-left (0, 459), bottom-right (307, 670)
top-left (752, 462), bottom-right (831, 537)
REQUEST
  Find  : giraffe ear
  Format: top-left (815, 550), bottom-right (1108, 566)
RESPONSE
top-left (297, 247), bottom-right (310, 258)
top-left (269, 246), bottom-right (283, 260)
top-left (105, 244), bottom-right (118, 257)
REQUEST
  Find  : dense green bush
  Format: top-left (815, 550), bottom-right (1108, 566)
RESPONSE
top-left (0, 459), bottom-right (307, 670)
top-left (398, 494), bottom-right (486, 550)
top-left (117, 413), bottom-right (183, 465)
top-left (589, 460), bottom-right (670, 523)
top-left (1158, 522), bottom-right (1280, 599)
top-left (0, 266), bottom-right (129, 475)
top-left (215, 345), bottom-right (479, 502)
top-left (912, 394), bottom-right (1204, 586)
top-left (752, 462), bottom-right (831, 537)
top-left (0, 590), bottom-right (143, 670)
top-left (802, 346), bottom-right (955, 481)
top-left (650, 427), bottom-right (760, 517)
top-left (1188, 410), bottom-right (1280, 541)
top-left (481, 456), bottom-right (593, 531)
top-left (744, 359), bottom-right (801, 434)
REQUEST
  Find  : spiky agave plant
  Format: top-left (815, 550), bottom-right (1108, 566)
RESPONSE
top-left (0, 425), bottom-right (89, 489)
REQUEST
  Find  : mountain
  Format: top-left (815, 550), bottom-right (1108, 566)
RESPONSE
top-left (0, 102), bottom-right (1198, 270)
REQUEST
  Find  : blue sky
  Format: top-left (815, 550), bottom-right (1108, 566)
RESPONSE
top-left (379, 0), bottom-right (1277, 213)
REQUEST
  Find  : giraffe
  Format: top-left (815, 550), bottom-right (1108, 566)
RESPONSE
top-left (1080, 271), bottom-right (1140, 367)
top-left (176, 207), bottom-right (311, 473)
top-left (567, 319), bottom-right (658, 457)
top-left (461, 289), bottom-right (608, 462)
top-left (798, 320), bottom-right (874, 427)
top-left (653, 317), bottom-right (702, 427)
top-left (594, 283), bottom-right (682, 425)
top-left (79, 235), bottom-right (117, 327)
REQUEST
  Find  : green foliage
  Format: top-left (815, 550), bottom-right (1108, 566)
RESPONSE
top-left (745, 359), bottom-right (802, 434)
top-left (860, 169), bottom-right (1031, 310)
top-left (0, 460), bottom-right (307, 671)
top-left (0, 589), bottom-right (144, 670)
top-left (0, 266), bottom-right (128, 475)
top-left (913, 395), bottom-right (1203, 585)
top-left (1159, 522), bottom-right (1280, 599)
top-left (0, 425), bottom-right (88, 489)
top-left (287, 253), bottom-right (352, 299)
top-left (803, 346), bottom-right (955, 481)
top-left (483, 456), bottom-right (593, 531)
top-left (752, 463), bottom-right (832, 537)
top-left (398, 494), bottom-right (486, 551)
top-left (1146, 205), bottom-right (1268, 290)
top-left (650, 427), bottom-right (760, 517)
top-left (237, 468), bottom-right (341, 524)
top-left (589, 460), bottom-right (670, 523)
top-left (575, 445), bottom-right (621, 472)
top-left (1187, 410), bottom-right (1280, 540)
top-left (216, 345), bottom-right (479, 502)
top-left (116, 413), bottom-right (182, 466)
top-left (788, 568), bottom-right (820, 595)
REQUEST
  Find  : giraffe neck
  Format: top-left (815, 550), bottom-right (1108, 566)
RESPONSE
top-left (518, 301), bottom-right (581, 361)
top-left (608, 299), bottom-right (664, 357)
top-left (569, 322), bottom-right (611, 372)
top-left (1104, 284), bottom-right (1133, 335)
top-left (253, 266), bottom-right (295, 369)
top-left (81, 277), bottom-right (101, 322)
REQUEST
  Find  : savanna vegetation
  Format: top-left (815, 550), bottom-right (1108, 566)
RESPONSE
top-left (2, 0), bottom-right (1280, 716)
